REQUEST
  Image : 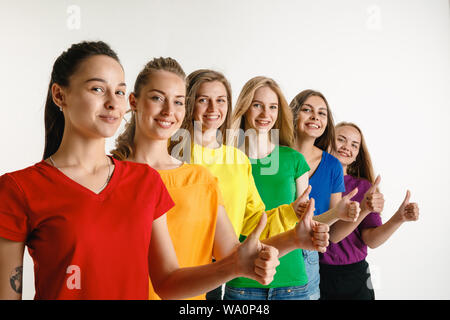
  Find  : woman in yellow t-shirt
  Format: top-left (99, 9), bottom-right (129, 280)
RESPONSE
top-left (111, 58), bottom-right (329, 300)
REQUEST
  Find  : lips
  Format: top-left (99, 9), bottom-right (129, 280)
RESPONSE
top-left (255, 119), bottom-right (271, 126)
top-left (99, 115), bottom-right (119, 123)
top-left (305, 122), bottom-right (320, 129)
top-left (337, 150), bottom-right (351, 157)
top-left (155, 118), bottom-right (174, 129)
top-left (203, 114), bottom-right (220, 121)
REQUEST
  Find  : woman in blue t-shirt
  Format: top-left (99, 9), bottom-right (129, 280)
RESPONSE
top-left (289, 89), bottom-right (361, 300)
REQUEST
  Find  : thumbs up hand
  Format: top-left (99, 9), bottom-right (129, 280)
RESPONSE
top-left (335, 188), bottom-right (361, 222)
top-left (294, 198), bottom-right (330, 253)
top-left (235, 213), bottom-right (280, 285)
top-left (291, 185), bottom-right (312, 220)
top-left (393, 190), bottom-right (419, 223)
top-left (361, 175), bottom-right (385, 213)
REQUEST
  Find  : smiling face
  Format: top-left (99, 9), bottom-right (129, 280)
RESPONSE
top-left (131, 70), bottom-right (186, 141)
top-left (55, 55), bottom-right (127, 138)
top-left (244, 86), bottom-right (279, 133)
top-left (295, 95), bottom-right (328, 139)
top-left (334, 125), bottom-right (361, 168)
top-left (193, 80), bottom-right (228, 132)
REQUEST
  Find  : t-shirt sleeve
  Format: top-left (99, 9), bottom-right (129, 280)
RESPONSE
top-left (359, 212), bottom-right (383, 230)
top-left (293, 150), bottom-right (310, 180)
top-left (0, 174), bottom-right (29, 242)
top-left (331, 155), bottom-right (345, 193)
top-left (153, 173), bottom-right (175, 221)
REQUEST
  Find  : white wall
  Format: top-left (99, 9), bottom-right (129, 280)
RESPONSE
top-left (0, 0), bottom-right (448, 300)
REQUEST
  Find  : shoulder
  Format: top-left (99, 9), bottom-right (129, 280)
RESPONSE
top-left (1, 161), bottom-right (49, 189)
top-left (322, 151), bottom-right (343, 172)
top-left (278, 146), bottom-right (306, 161)
top-left (346, 175), bottom-right (372, 194)
top-left (223, 144), bottom-right (250, 164)
top-left (112, 158), bottom-right (163, 185)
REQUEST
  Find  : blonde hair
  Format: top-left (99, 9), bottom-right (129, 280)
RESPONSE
top-left (111, 57), bottom-right (185, 160)
top-left (231, 76), bottom-right (294, 148)
top-left (335, 122), bottom-right (375, 184)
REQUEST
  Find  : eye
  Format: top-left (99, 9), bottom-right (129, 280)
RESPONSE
top-left (217, 98), bottom-right (226, 104)
top-left (337, 137), bottom-right (345, 142)
top-left (253, 103), bottom-right (262, 108)
top-left (270, 105), bottom-right (278, 109)
top-left (175, 100), bottom-right (184, 106)
top-left (116, 90), bottom-right (126, 96)
top-left (319, 111), bottom-right (327, 117)
top-left (151, 96), bottom-right (163, 102)
top-left (300, 107), bottom-right (311, 112)
top-left (198, 98), bottom-right (208, 103)
top-left (92, 87), bottom-right (104, 93)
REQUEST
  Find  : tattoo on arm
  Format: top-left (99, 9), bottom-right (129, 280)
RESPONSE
top-left (10, 266), bottom-right (23, 294)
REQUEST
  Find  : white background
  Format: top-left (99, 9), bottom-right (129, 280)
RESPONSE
top-left (0, 0), bottom-right (449, 300)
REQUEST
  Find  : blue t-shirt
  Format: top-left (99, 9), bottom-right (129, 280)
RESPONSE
top-left (309, 151), bottom-right (345, 216)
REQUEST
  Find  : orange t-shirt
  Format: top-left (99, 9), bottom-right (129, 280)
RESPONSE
top-left (148, 163), bottom-right (224, 300)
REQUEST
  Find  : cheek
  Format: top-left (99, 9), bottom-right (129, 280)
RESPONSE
top-left (193, 104), bottom-right (204, 120)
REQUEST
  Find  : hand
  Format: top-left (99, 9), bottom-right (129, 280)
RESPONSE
top-left (235, 214), bottom-right (280, 285)
top-left (393, 190), bottom-right (419, 223)
top-left (335, 188), bottom-right (361, 222)
top-left (291, 185), bottom-right (312, 220)
top-left (361, 175), bottom-right (385, 213)
top-left (294, 198), bottom-right (330, 253)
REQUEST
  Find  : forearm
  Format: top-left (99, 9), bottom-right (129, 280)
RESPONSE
top-left (154, 253), bottom-right (238, 300)
top-left (260, 229), bottom-right (299, 258)
top-left (313, 208), bottom-right (339, 226)
top-left (329, 209), bottom-right (371, 243)
top-left (0, 238), bottom-right (24, 300)
top-left (362, 217), bottom-right (403, 249)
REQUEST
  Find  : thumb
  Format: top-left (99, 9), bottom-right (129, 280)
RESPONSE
top-left (344, 187), bottom-right (359, 201)
top-left (301, 197), bottom-right (315, 222)
top-left (369, 175), bottom-right (381, 193)
top-left (294, 185), bottom-right (312, 206)
top-left (247, 212), bottom-right (267, 242)
top-left (402, 190), bottom-right (411, 206)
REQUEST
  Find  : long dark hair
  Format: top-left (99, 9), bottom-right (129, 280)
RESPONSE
top-left (289, 89), bottom-right (337, 153)
top-left (43, 41), bottom-right (121, 159)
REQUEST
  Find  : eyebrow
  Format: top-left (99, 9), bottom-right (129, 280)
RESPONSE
top-left (148, 89), bottom-right (185, 98)
top-left (85, 78), bottom-right (126, 87)
top-left (197, 94), bottom-right (227, 98)
top-left (338, 134), bottom-right (360, 144)
top-left (252, 99), bottom-right (278, 105)
top-left (302, 103), bottom-right (327, 111)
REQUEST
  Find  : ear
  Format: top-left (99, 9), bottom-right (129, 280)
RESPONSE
top-left (51, 83), bottom-right (66, 110)
top-left (129, 92), bottom-right (138, 111)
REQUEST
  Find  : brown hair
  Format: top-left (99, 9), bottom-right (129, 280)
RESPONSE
top-left (111, 57), bottom-right (185, 160)
top-left (231, 76), bottom-right (294, 148)
top-left (43, 41), bottom-right (121, 159)
top-left (289, 89), bottom-right (337, 153)
top-left (169, 69), bottom-right (233, 159)
top-left (335, 122), bottom-right (375, 184)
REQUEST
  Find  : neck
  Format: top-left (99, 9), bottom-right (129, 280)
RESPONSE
top-left (246, 130), bottom-right (273, 159)
top-left (294, 134), bottom-right (317, 158)
top-left (131, 132), bottom-right (179, 170)
top-left (342, 164), bottom-right (348, 175)
top-left (52, 127), bottom-right (107, 170)
top-left (195, 128), bottom-right (221, 149)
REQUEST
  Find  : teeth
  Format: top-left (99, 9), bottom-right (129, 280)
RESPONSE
top-left (307, 124), bottom-right (319, 128)
top-left (205, 115), bottom-right (220, 119)
top-left (257, 120), bottom-right (270, 124)
top-left (156, 120), bottom-right (172, 126)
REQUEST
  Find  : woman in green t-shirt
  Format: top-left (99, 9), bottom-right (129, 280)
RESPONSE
top-left (224, 76), bottom-right (313, 299)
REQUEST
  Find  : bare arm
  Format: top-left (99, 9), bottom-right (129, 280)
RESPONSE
top-left (148, 213), bottom-right (279, 300)
top-left (362, 191), bottom-right (419, 249)
top-left (0, 237), bottom-right (25, 300)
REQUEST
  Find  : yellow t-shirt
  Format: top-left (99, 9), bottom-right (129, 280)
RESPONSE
top-left (148, 163), bottom-right (224, 300)
top-left (191, 143), bottom-right (298, 239)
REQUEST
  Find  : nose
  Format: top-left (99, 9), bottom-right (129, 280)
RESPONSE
top-left (161, 99), bottom-right (175, 116)
top-left (207, 99), bottom-right (217, 112)
top-left (105, 90), bottom-right (120, 110)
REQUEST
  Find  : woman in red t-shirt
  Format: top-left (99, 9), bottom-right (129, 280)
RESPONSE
top-left (0, 41), bottom-right (281, 300)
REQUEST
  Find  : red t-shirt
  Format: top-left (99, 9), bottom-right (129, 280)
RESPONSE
top-left (0, 157), bottom-right (174, 300)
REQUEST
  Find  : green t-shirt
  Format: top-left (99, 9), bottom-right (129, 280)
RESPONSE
top-left (227, 145), bottom-right (310, 289)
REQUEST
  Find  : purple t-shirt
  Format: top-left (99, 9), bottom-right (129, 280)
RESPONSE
top-left (319, 175), bottom-right (383, 265)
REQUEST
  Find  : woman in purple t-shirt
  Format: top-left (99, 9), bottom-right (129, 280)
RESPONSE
top-left (319, 122), bottom-right (420, 300)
